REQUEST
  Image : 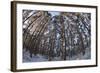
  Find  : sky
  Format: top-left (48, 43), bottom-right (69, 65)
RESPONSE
top-left (48, 11), bottom-right (60, 17)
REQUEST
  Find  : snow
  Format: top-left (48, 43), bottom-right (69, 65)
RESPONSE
top-left (23, 47), bottom-right (91, 62)
top-left (66, 48), bottom-right (91, 60)
top-left (23, 49), bottom-right (48, 62)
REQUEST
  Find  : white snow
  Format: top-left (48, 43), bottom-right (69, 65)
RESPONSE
top-left (23, 47), bottom-right (91, 63)
top-left (23, 49), bottom-right (48, 62)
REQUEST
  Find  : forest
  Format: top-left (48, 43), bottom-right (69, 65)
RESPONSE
top-left (22, 10), bottom-right (91, 62)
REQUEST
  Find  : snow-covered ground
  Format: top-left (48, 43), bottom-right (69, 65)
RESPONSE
top-left (23, 49), bottom-right (48, 62)
top-left (23, 48), bottom-right (91, 63)
top-left (67, 48), bottom-right (91, 60)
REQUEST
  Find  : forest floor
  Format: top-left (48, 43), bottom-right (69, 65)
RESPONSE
top-left (23, 48), bottom-right (91, 63)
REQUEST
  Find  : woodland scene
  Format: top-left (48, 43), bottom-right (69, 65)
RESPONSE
top-left (22, 10), bottom-right (91, 62)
